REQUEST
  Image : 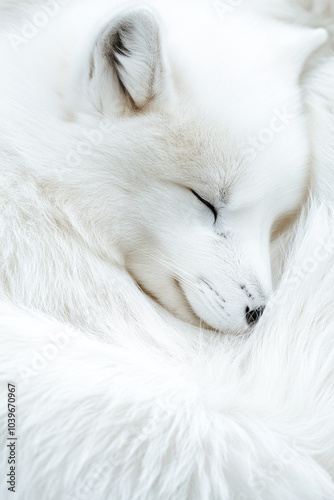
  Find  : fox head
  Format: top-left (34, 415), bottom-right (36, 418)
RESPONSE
top-left (11, 1), bottom-right (327, 332)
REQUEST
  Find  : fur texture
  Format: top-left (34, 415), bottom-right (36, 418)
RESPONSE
top-left (1, 202), bottom-right (334, 499)
top-left (0, 0), bottom-right (334, 498)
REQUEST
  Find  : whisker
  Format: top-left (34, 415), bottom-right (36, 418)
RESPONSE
top-left (136, 248), bottom-right (199, 293)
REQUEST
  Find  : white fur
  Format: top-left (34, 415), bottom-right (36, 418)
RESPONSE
top-left (0, 0), bottom-right (328, 333)
top-left (1, 201), bottom-right (334, 499)
top-left (0, 0), bottom-right (334, 498)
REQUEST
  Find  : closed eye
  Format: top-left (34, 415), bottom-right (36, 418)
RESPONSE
top-left (191, 190), bottom-right (217, 222)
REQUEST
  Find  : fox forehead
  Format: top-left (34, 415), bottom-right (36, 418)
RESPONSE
top-left (118, 110), bottom-right (244, 194)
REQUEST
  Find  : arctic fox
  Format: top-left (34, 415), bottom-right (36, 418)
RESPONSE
top-left (0, 0), bottom-right (328, 339)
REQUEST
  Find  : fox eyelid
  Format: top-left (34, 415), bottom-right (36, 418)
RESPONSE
top-left (191, 190), bottom-right (218, 223)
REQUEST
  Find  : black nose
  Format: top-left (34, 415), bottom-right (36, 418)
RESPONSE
top-left (245, 306), bottom-right (265, 326)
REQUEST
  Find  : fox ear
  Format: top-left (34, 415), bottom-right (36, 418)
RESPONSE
top-left (88, 8), bottom-right (170, 113)
top-left (297, 27), bottom-right (328, 64)
top-left (286, 27), bottom-right (328, 74)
